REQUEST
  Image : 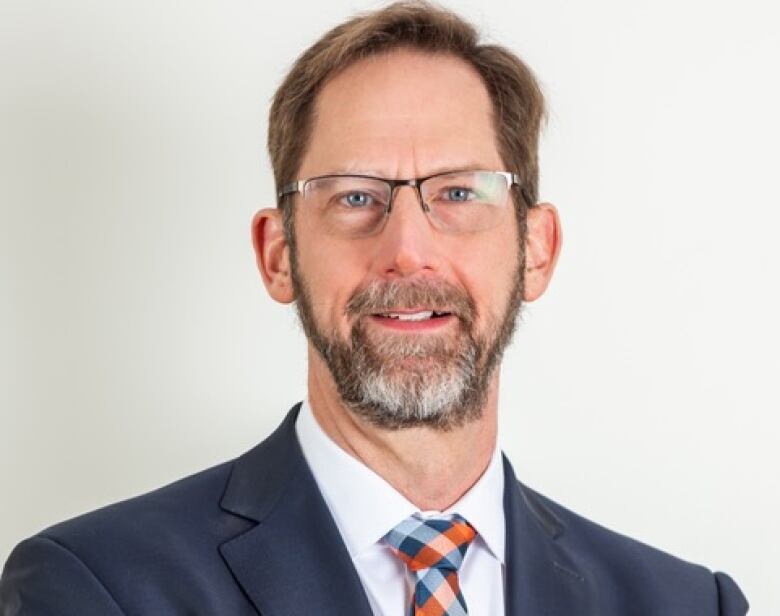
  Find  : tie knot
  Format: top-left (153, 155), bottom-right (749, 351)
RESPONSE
top-left (384, 513), bottom-right (477, 573)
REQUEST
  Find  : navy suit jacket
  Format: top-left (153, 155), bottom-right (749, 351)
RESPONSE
top-left (1, 403), bottom-right (748, 615)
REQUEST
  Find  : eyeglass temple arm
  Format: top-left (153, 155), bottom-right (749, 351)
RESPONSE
top-left (506, 173), bottom-right (535, 209)
top-left (278, 181), bottom-right (305, 198)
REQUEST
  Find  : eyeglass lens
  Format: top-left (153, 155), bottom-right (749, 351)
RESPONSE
top-left (301, 171), bottom-right (511, 238)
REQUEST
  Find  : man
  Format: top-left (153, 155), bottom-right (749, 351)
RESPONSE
top-left (0, 2), bottom-right (748, 615)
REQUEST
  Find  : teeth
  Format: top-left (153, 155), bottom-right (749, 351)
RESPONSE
top-left (384, 311), bottom-right (434, 321)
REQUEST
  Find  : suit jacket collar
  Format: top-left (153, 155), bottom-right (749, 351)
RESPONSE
top-left (503, 456), bottom-right (596, 614)
top-left (218, 403), bottom-right (374, 616)
top-left (218, 403), bottom-right (595, 615)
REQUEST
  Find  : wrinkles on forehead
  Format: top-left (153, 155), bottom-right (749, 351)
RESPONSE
top-left (299, 49), bottom-right (504, 181)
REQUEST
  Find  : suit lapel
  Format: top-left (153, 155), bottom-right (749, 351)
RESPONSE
top-left (503, 455), bottom-right (598, 616)
top-left (218, 404), bottom-right (374, 616)
top-left (217, 404), bottom-right (600, 615)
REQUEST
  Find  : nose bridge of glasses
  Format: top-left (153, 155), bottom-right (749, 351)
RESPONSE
top-left (387, 179), bottom-right (429, 214)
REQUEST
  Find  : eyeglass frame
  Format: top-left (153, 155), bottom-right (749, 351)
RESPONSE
top-left (277, 169), bottom-right (536, 213)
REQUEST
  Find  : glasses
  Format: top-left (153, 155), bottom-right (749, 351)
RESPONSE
top-left (278, 169), bottom-right (533, 238)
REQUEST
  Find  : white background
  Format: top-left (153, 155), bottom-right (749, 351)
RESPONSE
top-left (1, 0), bottom-right (778, 612)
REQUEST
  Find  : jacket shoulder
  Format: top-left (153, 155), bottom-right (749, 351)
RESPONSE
top-left (41, 460), bottom-right (241, 550)
top-left (1, 460), bottom-right (261, 614)
top-left (520, 483), bottom-right (749, 615)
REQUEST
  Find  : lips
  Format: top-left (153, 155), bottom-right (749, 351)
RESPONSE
top-left (372, 310), bottom-right (452, 321)
top-left (346, 278), bottom-right (474, 329)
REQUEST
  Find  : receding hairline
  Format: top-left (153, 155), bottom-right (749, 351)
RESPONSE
top-left (299, 47), bottom-right (503, 177)
top-left (268, 1), bottom-right (545, 246)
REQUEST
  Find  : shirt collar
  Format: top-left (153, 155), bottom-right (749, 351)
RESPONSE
top-left (295, 397), bottom-right (505, 564)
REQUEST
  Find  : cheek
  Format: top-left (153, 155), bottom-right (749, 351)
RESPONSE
top-left (294, 231), bottom-right (366, 334)
top-left (456, 226), bottom-right (521, 325)
top-left (467, 264), bottom-right (518, 328)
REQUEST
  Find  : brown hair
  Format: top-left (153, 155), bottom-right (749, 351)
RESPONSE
top-left (268, 0), bottom-right (546, 240)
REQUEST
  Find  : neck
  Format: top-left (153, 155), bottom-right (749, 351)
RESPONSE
top-left (305, 345), bottom-right (499, 512)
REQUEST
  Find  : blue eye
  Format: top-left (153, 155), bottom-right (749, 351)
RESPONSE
top-left (445, 187), bottom-right (475, 202)
top-left (344, 192), bottom-right (373, 208)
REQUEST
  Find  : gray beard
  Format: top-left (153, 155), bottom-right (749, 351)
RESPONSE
top-left (291, 270), bottom-right (524, 431)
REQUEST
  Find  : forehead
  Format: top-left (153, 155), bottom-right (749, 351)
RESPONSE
top-left (300, 49), bottom-right (502, 177)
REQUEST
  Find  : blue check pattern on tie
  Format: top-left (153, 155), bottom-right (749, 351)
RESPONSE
top-left (384, 513), bottom-right (477, 616)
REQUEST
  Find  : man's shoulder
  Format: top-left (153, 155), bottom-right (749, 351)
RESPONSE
top-left (1, 455), bottom-right (270, 613)
top-left (10, 407), bottom-right (301, 570)
top-left (523, 483), bottom-right (690, 563)
top-left (517, 481), bottom-right (747, 612)
top-left (522, 482), bottom-right (704, 571)
top-left (23, 458), bottom-right (254, 578)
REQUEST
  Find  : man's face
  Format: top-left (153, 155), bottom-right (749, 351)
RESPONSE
top-left (290, 50), bottom-right (524, 430)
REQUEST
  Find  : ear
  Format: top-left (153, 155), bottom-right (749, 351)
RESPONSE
top-left (523, 202), bottom-right (562, 302)
top-left (251, 208), bottom-right (295, 304)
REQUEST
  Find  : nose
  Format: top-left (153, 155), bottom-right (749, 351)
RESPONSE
top-left (374, 184), bottom-right (441, 278)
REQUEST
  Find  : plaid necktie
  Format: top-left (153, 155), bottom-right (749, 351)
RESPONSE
top-left (384, 513), bottom-right (477, 616)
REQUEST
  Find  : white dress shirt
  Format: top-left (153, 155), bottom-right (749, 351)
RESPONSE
top-left (295, 398), bottom-right (506, 616)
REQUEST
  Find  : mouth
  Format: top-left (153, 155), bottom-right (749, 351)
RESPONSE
top-left (371, 309), bottom-right (452, 321)
top-left (367, 309), bottom-right (456, 331)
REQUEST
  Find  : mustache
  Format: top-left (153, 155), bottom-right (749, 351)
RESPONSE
top-left (345, 278), bottom-right (476, 326)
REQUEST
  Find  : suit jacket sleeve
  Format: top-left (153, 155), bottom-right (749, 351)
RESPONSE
top-left (714, 571), bottom-right (749, 616)
top-left (0, 536), bottom-right (125, 616)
